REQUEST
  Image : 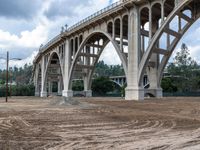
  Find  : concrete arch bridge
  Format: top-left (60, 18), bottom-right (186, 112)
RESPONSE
top-left (33, 0), bottom-right (200, 100)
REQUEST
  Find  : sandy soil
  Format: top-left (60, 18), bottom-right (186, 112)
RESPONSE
top-left (0, 96), bottom-right (200, 150)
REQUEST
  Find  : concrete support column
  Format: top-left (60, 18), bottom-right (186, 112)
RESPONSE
top-left (141, 26), bottom-right (145, 56)
top-left (35, 84), bottom-right (40, 97)
top-left (147, 61), bottom-right (163, 98)
top-left (149, 5), bottom-right (152, 40)
top-left (161, 2), bottom-right (165, 24)
top-left (62, 39), bottom-right (74, 98)
top-left (83, 46), bottom-right (92, 97)
top-left (147, 20), bottom-right (163, 98)
top-left (125, 6), bottom-right (144, 101)
top-left (84, 76), bottom-right (92, 97)
top-left (120, 17), bottom-right (123, 52)
top-left (112, 19), bottom-right (115, 39)
top-left (40, 56), bottom-right (47, 97)
top-left (73, 38), bottom-right (76, 58)
top-left (48, 81), bottom-right (52, 95)
top-left (34, 66), bottom-right (40, 96)
top-left (58, 77), bottom-right (62, 96)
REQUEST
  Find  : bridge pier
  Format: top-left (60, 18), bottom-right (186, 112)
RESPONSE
top-left (125, 88), bottom-right (144, 100)
top-left (35, 92), bottom-right (40, 97)
top-left (62, 90), bottom-right (73, 97)
top-left (85, 90), bottom-right (92, 97)
top-left (41, 91), bottom-right (48, 97)
top-left (145, 88), bottom-right (163, 98)
top-left (125, 6), bottom-right (144, 101)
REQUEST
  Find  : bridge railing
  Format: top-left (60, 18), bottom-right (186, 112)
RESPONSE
top-left (39, 0), bottom-right (132, 52)
top-left (40, 34), bottom-right (61, 52)
top-left (67, 0), bottom-right (124, 31)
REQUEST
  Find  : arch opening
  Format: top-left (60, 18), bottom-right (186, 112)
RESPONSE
top-left (164, 0), bottom-right (175, 18)
top-left (44, 53), bottom-right (63, 96)
top-left (139, 0), bottom-right (200, 98)
top-left (114, 18), bottom-right (121, 41)
top-left (140, 7), bottom-right (150, 54)
top-left (68, 31), bottom-right (127, 97)
top-left (122, 15), bottom-right (129, 53)
top-left (107, 22), bottom-right (113, 36)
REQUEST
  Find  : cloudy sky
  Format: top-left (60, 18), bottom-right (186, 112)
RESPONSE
top-left (0, 0), bottom-right (200, 69)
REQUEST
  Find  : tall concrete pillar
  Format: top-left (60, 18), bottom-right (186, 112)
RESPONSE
top-left (40, 56), bottom-right (47, 97)
top-left (147, 20), bottom-right (163, 98)
top-left (58, 76), bottom-right (62, 96)
top-left (48, 81), bottom-right (52, 95)
top-left (84, 46), bottom-right (92, 97)
top-left (125, 6), bottom-right (144, 100)
top-left (34, 65), bottom-right (40, 96)
top-left (62, 39), bottom-right (74, 97)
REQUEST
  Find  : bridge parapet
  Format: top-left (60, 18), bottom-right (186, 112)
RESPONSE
top-left (67, 0), bottom-right (131, 32)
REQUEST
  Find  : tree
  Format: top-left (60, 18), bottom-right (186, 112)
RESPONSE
top-left (92, 77), bottom-right (115, 95)
top-left (166, 43), bottom-right (200, 93)
top-left (72, 80), bottom-right (84, 91)
top-left (174, 43), bottom-right (197, 67)
top-left (161, 78), bottom-right (177, 92)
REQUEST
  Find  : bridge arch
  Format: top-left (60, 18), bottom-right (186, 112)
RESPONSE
top-left (68, 30), bottom-right (128, 92)
top-left (138, 0), bottom-right (199, 90)
top-left (43, 52), bottom-right (64, 96)
top-left (33, 0), bottom-right (200, 100)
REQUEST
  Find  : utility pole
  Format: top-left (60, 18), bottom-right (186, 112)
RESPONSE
top-left (9, 67), bottom-right (12, 97)
top-left (6, 51), bottom-right (9, 103)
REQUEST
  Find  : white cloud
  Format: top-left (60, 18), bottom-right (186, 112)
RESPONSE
top-left (1, 0), bottom-right (200, 70)
top-left (99, 42), bottom-right (121, 65)
top-left (9, 51), bottom-right (38, 68)
top-left (0, 24), bottom-right (48, 49)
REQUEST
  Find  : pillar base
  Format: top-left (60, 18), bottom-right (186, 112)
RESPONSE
top-left (146, 88), bottom-right (163, 98)
top-left (62, 90), bottom-right (73, 97)
top-left (85, 90), bottom-right (92, 97)
top-left (58, 91), bottom-right (62, 96)
top-left (125, 87), bottom-right (144, 101)
top-left (35, 92), bottom-right (40, 97)
top-left (40, 91), bottom-right (47, 97)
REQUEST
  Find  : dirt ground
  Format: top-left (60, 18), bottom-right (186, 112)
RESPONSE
top-left (0, 97), bottom-right (200, 150)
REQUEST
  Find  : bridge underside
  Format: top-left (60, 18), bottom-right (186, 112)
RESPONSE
top-left (33, 0), bottom-right (200, 100)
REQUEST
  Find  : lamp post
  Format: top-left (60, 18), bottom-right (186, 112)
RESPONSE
top-left (0, 51), bottom-right (21, 102)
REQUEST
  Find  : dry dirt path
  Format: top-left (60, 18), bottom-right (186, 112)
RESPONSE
top-left (0, 97), bottom-right (200, 150)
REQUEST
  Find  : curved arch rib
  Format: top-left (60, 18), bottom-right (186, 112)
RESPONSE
top-left (42, 52), bottom-right (64, 96)
top-left (138, 0), bottom-right (192, 85)
top-left (68, 30), bottom-right (128, 91)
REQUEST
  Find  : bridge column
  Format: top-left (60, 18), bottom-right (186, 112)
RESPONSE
top-left (62, 39), bottom-right (74, 98)
top-left (35, 83), bottom-right (40, 97)
top-left (84, 76), bottom-right (92, 97)
top-left (147, 17), bottom-right (163, 98)
top-left (34, 65), bottom-right (40, 96)
top-left (84, 46), bottom-right (92, 97)
top-left (125, 6), bottom-right (144, 101)
top-left (48, 81), bottom-right (52, 96)
top-left (40, 56), bottom-right (47, 97)
top-left (58, 76), bottom-right (62, 96)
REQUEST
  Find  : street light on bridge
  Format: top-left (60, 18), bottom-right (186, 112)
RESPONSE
top-left (0, 51), bottom-right (21, 102)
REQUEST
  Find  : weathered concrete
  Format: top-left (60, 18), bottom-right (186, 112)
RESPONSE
top-left (33, 0), bottom-right (200, 100)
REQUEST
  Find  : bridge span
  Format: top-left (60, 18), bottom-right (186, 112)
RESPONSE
top-left (33, 0), bottom-right (200, 100)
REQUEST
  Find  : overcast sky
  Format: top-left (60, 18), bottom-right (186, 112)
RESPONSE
top-left (0, 0), bottom-right (200, 69)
